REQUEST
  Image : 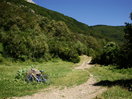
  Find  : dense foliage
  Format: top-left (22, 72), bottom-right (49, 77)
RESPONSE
top-left (92, 42), bottom-right (120, 65)
top-left (0, 0), bottom-right (95, 62)
top-left (91, 25), bottom-right (124, 44)
top-left (119, 12), bottom-right (132, 68)
top-left (0, 0), bottom-right (124, 63)
top-left (92, 13), bottom-right (132, 68)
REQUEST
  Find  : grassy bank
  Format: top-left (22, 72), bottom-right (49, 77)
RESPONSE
top-left (89, 65), bottom-right (132, 99)
top-left (0, 56), bottom-right (89, 99)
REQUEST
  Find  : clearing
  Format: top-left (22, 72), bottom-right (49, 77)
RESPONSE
top-left (13, 55), bottom-right (106, 99)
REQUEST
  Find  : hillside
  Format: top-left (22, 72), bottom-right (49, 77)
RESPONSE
top-left (91, 25), bottom-right (124, 44)
top-left (1, 0), bottom-right (91, 35)
top-left (0, 0), bottom-right (124, 62)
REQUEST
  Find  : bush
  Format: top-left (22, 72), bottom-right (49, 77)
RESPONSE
top-left (48, 40), bottom-right (80, 63)
top-left (0, 54), bottom-right (4, 63)
top-left (2, 31), bottom-right (49, 61)
top-left (69, 53), bottom-right (80, 63)
top-left (58, 47), bottom-right (80, 63)
top-left (15, 68), bottom-right (27, 80)
top-left (92, 42), bottom-right (120, 65)
top-left (74, 41), bottom-right (88, 55)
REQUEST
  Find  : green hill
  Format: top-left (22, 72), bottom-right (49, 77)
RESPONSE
top-left (1, 0), bottom-right (91, 35)
top-left (91, 25), bottom-right (124, 44)
top-left (0, 0), bottom-right (124, 62)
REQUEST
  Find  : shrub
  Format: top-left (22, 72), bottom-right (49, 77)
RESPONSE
top-left (15, 68), bottom-right (27, 80)
top-left (74, 41), bottom-right (88, 55)
top-left (48, 41), bottom-right (80, 63)
top-left (92, 42), bottom-right (120, 65)
top-left (69, 53), bottom-right (80, 63)
top-left (0, 54), bottom-right (4, 63)
top-left (2, 30), bottom-right (49, 61)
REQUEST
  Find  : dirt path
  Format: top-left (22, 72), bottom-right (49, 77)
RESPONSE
top-left (75, 56), bottom-right (94, 70)
top-left (13, 56), bottom-right (106, 99)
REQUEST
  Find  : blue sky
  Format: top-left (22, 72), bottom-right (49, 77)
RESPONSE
top-left (33, 0), bottom-right (132, 26)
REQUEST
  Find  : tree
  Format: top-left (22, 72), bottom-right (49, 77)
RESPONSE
top-left (92, 42), bottom-right (119, 65)
top-left (123, 12), bottom-right (132, 67)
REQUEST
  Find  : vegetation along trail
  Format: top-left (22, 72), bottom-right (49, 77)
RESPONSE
top-left (13, 56), bottom-right (107, 99)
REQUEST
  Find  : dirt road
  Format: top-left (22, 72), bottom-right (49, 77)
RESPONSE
top-left (75, 56), bottom-right (94, 70)
top-left (13, 56), bottom-right (106, 99)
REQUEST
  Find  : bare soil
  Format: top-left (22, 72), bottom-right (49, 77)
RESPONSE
top-left (75, 56), bottom-right (94, 70)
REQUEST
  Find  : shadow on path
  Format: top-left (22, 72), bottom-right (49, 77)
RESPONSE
top-left (93, 79), bottom-right (132, 91)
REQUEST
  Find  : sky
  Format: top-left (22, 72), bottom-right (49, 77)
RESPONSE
top-left (33, 0), bottom-right (132, 26)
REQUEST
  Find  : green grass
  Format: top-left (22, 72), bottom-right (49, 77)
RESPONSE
top-left (100, 86), bottom-right (132, 99)
top-left (1, 56), bottom-right (131, 99)
top-left (89, 66), bottom-right (132, 81)
top-left (53, 70), bottom-right (88, 87)
top-left (0, 56), bottom-right (89, 99)
top-left (89, 65), bottom-right (132, 99)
